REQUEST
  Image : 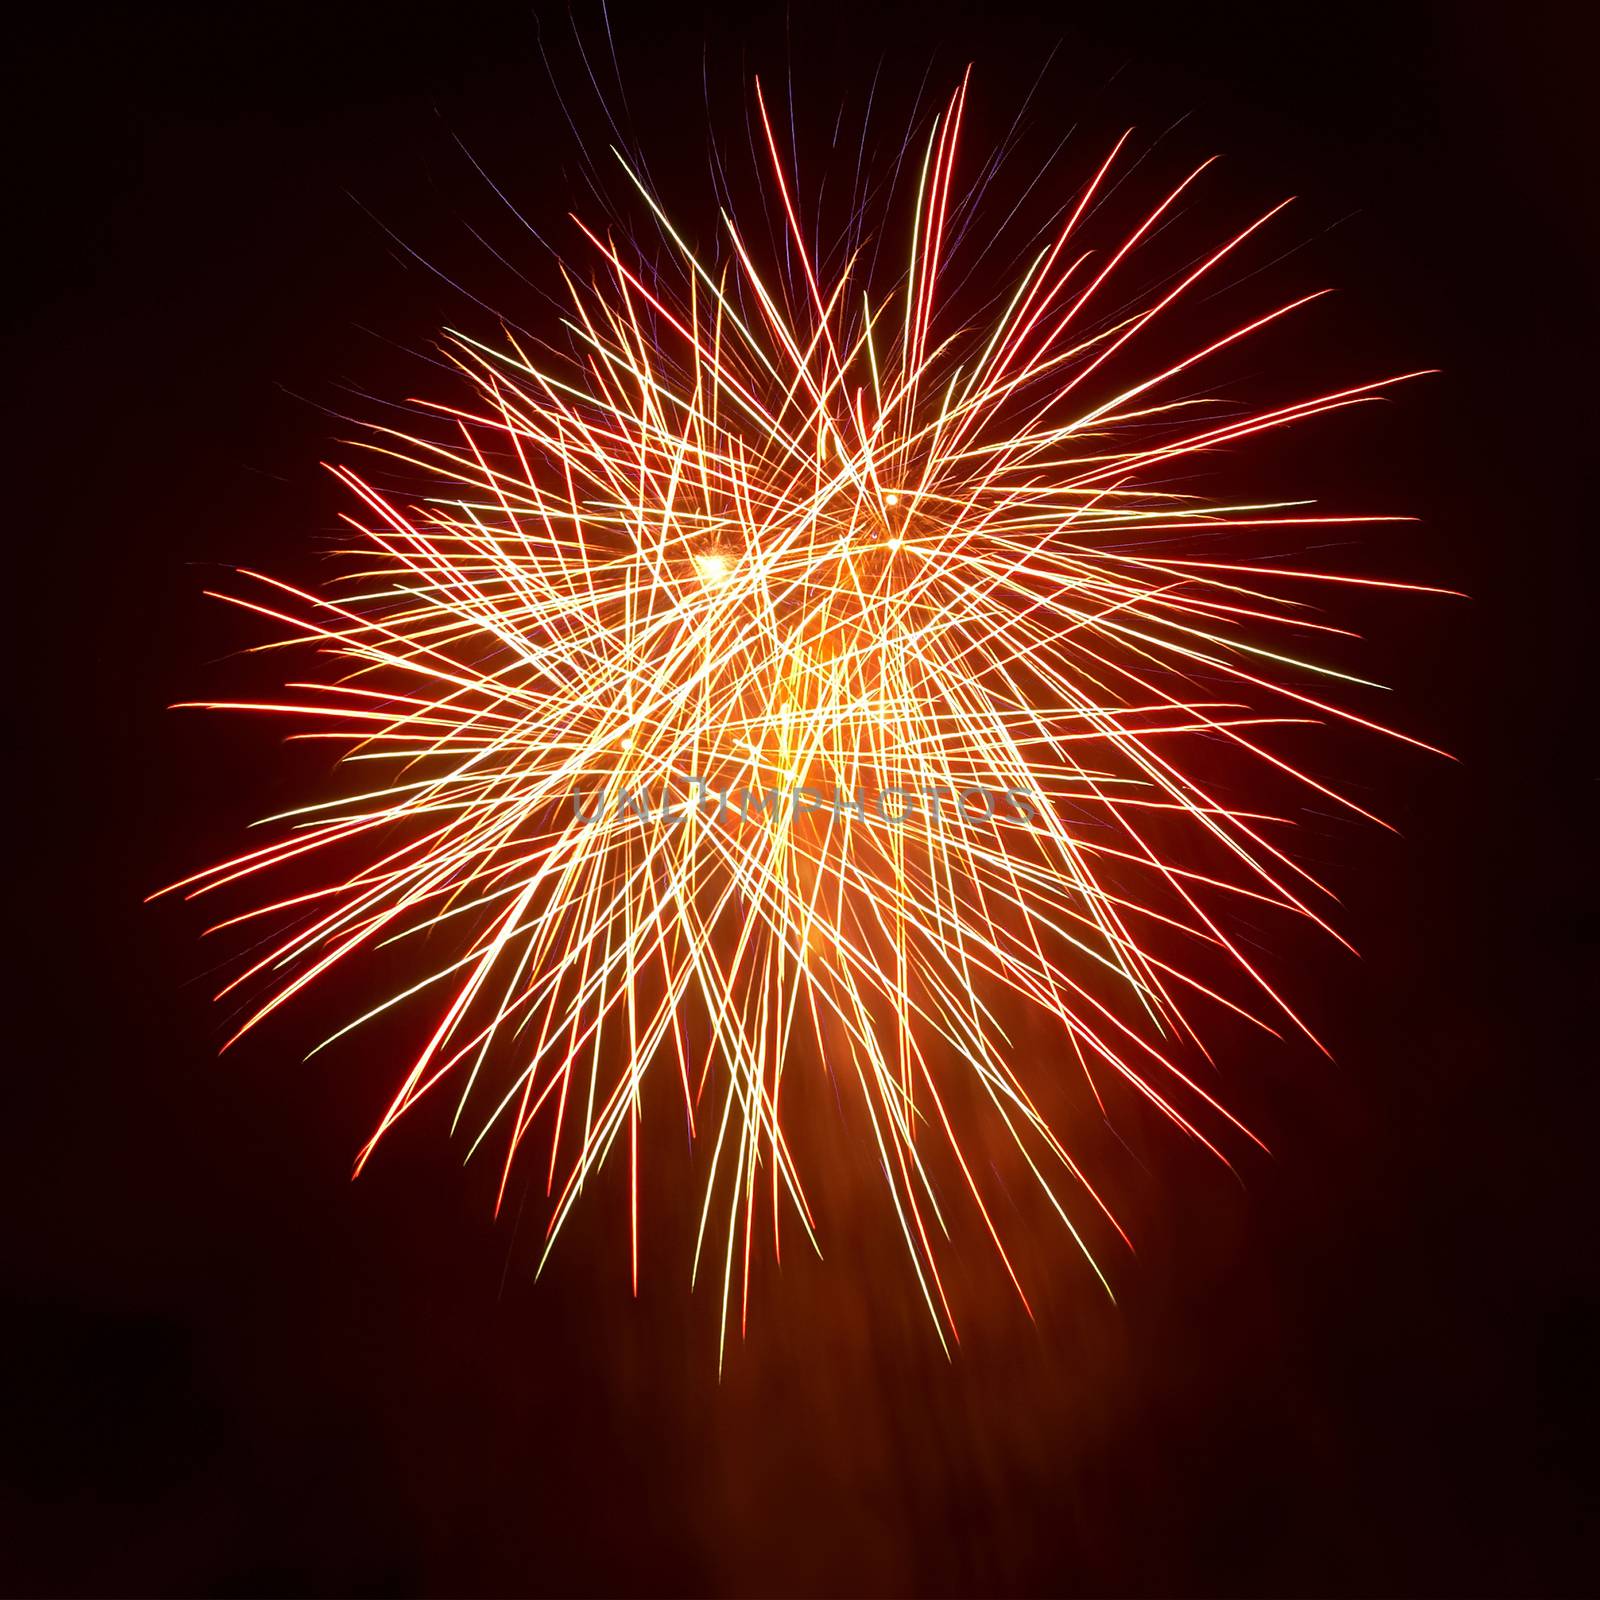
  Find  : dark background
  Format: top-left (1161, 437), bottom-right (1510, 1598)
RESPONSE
top-left (6, 2), bottom-right (1594, 1594)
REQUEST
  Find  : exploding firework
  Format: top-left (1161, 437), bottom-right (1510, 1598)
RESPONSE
top-left (157, 73), bottom-right (1443, 1356)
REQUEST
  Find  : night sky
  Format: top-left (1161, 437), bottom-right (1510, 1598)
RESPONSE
top-left (8, 3), bottom-right (1594, 1594)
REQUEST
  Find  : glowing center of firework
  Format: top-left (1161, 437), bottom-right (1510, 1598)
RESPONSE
top-left (695, 551), bottom-right (733, 586)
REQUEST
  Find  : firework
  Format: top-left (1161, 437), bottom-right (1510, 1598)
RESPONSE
top-left (157, 74), bottom-right (1443, 1356)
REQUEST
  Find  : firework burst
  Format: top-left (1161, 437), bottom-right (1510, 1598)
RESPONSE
top-left (158, 73), bottom-right (1443, 1357)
